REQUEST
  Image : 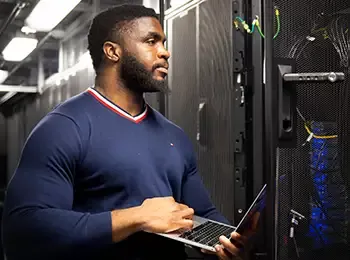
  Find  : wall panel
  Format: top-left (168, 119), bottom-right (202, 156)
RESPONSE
top-left (165, 0), bottom-right (236, 223)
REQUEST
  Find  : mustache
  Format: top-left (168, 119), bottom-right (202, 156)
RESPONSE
top-left (152, 62), bottom-right (169, 71)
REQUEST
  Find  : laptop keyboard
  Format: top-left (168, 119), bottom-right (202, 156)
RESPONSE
top-left (179, 221), bottom-right (235, 247)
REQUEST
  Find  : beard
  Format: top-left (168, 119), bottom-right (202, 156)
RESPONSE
top-left (120, 53), bottom-right (169, 93)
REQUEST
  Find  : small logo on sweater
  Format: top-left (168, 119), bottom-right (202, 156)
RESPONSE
top-left (170, 143), bottom-right (174, 146)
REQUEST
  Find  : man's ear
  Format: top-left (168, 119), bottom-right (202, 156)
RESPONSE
top-left (103, 41), bottom-right (122, 62)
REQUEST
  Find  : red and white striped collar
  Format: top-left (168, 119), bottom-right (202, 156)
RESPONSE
top-left (87, 87), bottom-right (148, 123)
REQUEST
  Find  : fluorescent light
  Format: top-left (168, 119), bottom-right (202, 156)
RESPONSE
top-left (170, 0), bottom-right (189, 7)
top-left (25, 0), bottom-right (82, 32)
top-left (2, 37), bottom-right (38, 62)
top-left (0, 70), bottom-right (9, 84)
top-left (21, 26), bottom-right (37, 34)
top-left (143, 0), bottom-right (159, 13)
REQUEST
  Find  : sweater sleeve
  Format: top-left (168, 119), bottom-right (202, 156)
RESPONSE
top-left (180, 140), bottom-right (230, 225)
top-left (2, 113), bottom-right (112, 260)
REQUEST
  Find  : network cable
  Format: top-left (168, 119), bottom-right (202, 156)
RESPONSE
top-left (304, 123), bottom-right (338, 139)
top-left (233, 7), bottom-right (280, 39)
top-left (296, 107), bottom-right (338, 143)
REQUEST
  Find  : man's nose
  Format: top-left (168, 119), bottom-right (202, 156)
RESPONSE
top-left (157, 46), bottom-right (170, 60)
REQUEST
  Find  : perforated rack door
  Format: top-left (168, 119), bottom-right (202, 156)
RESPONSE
top-left (164, 0), bottom-right (241, 224)
top-left (273, 1), bottom-right (350, 259)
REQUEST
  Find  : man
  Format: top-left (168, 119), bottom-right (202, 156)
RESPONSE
top-left (2, 4), bottom-right (251, 260)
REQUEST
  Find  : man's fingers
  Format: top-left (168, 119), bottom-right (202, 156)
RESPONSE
top-left (176, 207), bottom-right (194, 218)
top-left (168, 207), bottom-right (194, 231)
top-left (183, 211), bottom-right (194, 220)
top-left (200, 231), bottom-right (248, 259)
top-left (200, 248), bottom-right (216, 255)
top-left (214, 245), bottom-right (232, 260)
top-left (230, 232), bottom-right (247, 247)
top-left (219, 235), bottom-right (241, 256)
top-left (177, 203), bottom-right (189, 210)
top-left (175, 218), bottom-right (194, 230)
top-left (165, 219), bottom-right (194, 233)
top-left (167, 196), bottom-right (176, 201)
top-left (175, 203), bottom-right (192, 218)
top-left (251, 212), bottom-right (260, 230)
top-left (184, 214), bottom-right (193, 220)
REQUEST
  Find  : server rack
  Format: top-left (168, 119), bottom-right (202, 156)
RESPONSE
top-left (262, 0), bottom-right (350, 260)
top-left (163, 0), bottom-right (252, 227)
top-left (162, 1), bottom-right (272, 259)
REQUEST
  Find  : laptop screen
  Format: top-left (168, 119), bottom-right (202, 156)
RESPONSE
top-left (235, 184), bottom-right (267, 234)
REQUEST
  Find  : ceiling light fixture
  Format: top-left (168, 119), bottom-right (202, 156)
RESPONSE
top-left (21, 26), bottom-right (37, 34)
top-left (2, 37), bottom-right (38, 62)
top-left (25, 0), bottom-right (82, 32)
top-left (0, 70), bottom-right (9, 84)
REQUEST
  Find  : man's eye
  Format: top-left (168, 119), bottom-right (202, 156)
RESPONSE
top-left (146, 39), bottom-right (156, 45)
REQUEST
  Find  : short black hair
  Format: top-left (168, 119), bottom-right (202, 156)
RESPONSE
top-left (87, 4), bottom-right (159, 72)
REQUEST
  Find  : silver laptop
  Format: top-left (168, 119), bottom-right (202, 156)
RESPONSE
top-left (156, 184), bottom-right (267, 252)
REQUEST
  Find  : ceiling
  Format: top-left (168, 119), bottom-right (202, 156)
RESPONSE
top-left (0, 0), bottom-right (143, 100)
top-left (0, 0), bottom-right (94, 97)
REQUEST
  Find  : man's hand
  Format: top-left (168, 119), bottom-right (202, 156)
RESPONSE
top-left (201, 232), bottom-right (247, 260)
top-left (201, 212), bottom-right (260, 259)
top-left (110, 197), bottom-right (194, 243)
top-left (139, 196), bottom-right (194, 233)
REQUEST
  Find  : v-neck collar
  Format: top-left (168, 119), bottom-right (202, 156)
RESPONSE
top-left (87, 87), bottom-right (148, 123)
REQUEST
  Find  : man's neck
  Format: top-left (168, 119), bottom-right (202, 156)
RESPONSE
top-left (95, 75), bottom-right (145, 117)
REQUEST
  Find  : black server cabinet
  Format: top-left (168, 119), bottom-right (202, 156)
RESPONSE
top-left (263, 0), bottom-right (350, 260)
top-left (164, 0), bottom-right (249, 225)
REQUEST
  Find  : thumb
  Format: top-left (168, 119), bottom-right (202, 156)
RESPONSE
top-left (201, 248), bottom-right (216, 255)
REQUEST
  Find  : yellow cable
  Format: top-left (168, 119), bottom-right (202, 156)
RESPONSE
top-left (304, 124), bottom-right (338, 139)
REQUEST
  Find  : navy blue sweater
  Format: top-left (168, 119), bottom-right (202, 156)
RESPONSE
top-left (2, 87), bottom-right (228, 260)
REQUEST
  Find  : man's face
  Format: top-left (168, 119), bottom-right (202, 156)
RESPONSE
top-left (119, 17), bottom-right (170, 93)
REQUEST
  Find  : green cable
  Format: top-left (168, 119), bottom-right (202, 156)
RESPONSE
top-left (273, 12), bottom-right (280, 39)
top-left (236, 17), bottom-right (244, 23)
top-left (234, 16), bottom-right (255, 34)
top-left (235, 8), bottom-right (280, 39)
top-left (251, 23), bottom-right (256, 34)
top-left (257, 23), bottom-right (265, 38)
top-left (255, 9), bottom-right (280, 39)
